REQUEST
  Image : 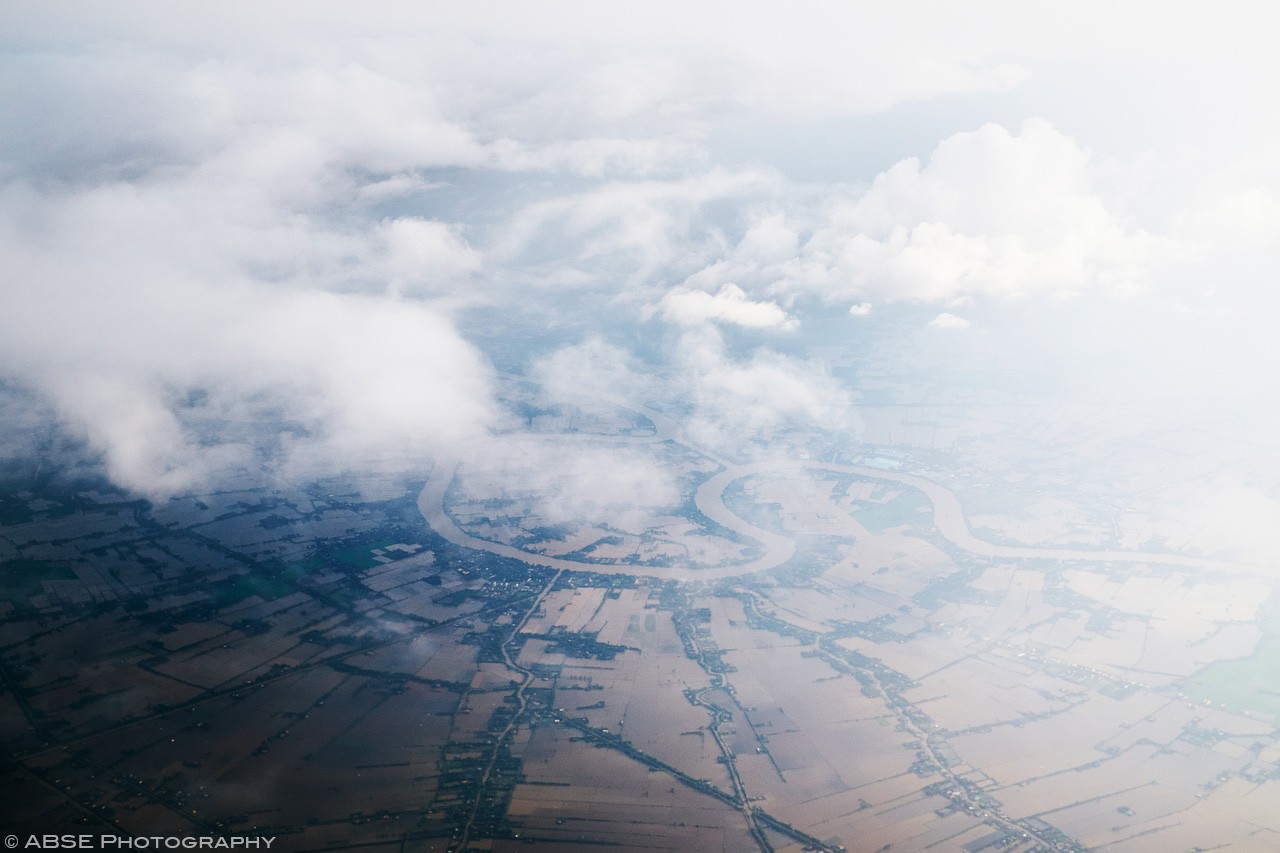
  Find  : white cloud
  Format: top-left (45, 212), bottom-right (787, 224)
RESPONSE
top-left (457, 440), bottom-right (680, 529)
top-left (675, 328), bottom-right (852, 452)
top-left (800, 120), bottom-right (1158, 302)
top-left (530, 338), bottom-right (654, 409)
top-left (927, 312), bottom-right (971, 329)
top-left (375, 217), bottom-right (481, 296)
top-left (0, 52), bottom-right (502, 498)
top-left (533, 328), bottom-right (852, 457)
top-left (658, 284), bottom-right (796, 330)
top-left (679, 213), bottom-right (810, 303)
top-left (2, 3), bottom-right (1279, 504)
top-left (651, 121), bottom-right (1168, 314)
top-left (491, 170), bottom-right (777, 286)
top-left (0, 224), bottom-right (499, 495)
top-left (1174, 188), bottom-right (1280, 249)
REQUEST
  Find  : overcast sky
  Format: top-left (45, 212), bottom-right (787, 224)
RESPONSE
top-left (2, 2), bottom-right (1278, 504)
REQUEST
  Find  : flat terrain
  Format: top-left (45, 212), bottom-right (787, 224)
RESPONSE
top-left (4, 398), bottom-right (1280, 851)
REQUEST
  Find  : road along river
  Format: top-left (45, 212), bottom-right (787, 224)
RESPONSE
top-left (418, 455), bottom-right (1253, 580)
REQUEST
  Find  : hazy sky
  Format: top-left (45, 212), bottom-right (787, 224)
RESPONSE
top-left (2, 2), bottom-right (1278, 501)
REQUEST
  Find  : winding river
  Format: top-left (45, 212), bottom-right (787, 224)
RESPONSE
top-left (418, 448), bottom-right (1250, 580)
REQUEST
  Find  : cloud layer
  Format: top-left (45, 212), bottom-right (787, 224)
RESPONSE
top-left (2, 5), bottom-right (1278, 501)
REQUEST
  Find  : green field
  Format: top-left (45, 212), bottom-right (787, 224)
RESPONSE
top-left (1182, 629), bottom-right (1280, 721)
top-left (852, 490), bottom-right (929, 534)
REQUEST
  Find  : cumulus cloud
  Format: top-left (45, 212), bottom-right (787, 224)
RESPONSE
top-left (3, 3), bottom-right (1278, 508)
top-left (782, 120), bottom-right (1157, 303)
top-left (532, 328), bottom-right (852, 458)
top-left (927, 312), bottom-right (971, 329)
top-left (630, 119), bottom-right (1172, 327)
top-left (0, 222), bottom-right (498, 494)
top-left (530, 338), bottom-right (655, 411)
top-left (375, 218), bottom-right (481, 296)
top-left (658, 284), bottom-right (796, 330)
top-left (457, 440), bottom-right (681, 529)
top-left (674, 328), bottom-right (853, 453)
top-left (0, 46), bottom-right (500, 498)
top-left (677, 213), bottom-right (813, 303)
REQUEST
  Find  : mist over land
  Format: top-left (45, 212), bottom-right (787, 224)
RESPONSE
top-left (3, 4), bottom-right (1280, 850)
